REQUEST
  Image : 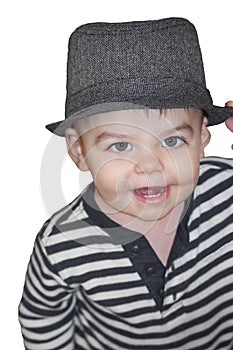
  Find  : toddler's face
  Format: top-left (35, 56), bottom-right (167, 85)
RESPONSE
top-left (66, 109), bottom-right (210, 226)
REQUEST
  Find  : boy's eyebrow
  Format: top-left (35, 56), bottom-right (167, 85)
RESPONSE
top-left (94, 123), bottom-right (194, 144)
top-left (95, 132), bottom-right (137, 144)
top-left (159, 123), bottom-right (194, 136)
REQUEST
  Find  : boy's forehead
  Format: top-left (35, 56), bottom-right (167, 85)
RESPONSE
top-left (75, 108), bottom-right (203, 136)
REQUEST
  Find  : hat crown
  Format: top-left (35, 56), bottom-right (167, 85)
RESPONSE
top-left (46, 17), bottom-right (233, 136)
top-left (66, 18), bottom-right (206, 101)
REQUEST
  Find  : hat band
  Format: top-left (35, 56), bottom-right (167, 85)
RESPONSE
top-left (65, 77), bottom-right (212, 118)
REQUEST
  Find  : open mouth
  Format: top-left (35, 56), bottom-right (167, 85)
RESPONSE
top-left (133, 186), bottom-right (170, 203)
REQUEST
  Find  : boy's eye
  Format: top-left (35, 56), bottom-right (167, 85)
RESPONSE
top-left (109, 142), bottom-right (132, 152)
top-left (161, 136), bottom-right (184, 148)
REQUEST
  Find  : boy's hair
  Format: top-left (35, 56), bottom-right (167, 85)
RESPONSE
top-left (70, 108), bottom-right (205, 140)
top-left (159, 108), bottom-right (204, 119)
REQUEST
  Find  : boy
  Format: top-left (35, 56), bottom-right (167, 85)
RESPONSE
top-left (19, 18), bottom-right (233, 349)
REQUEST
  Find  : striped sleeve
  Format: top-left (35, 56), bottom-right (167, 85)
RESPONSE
top-left (18, 223), bottom-right (76, 350)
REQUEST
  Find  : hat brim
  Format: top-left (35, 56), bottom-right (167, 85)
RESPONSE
top-left (46, 100), bottom-right (233, 137)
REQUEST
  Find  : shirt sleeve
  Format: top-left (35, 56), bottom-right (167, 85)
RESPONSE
top-left (18, 226), bottom-right (76, 350)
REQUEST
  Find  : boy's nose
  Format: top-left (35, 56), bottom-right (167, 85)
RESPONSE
top-left (133, 152), bottom-right (163, 174)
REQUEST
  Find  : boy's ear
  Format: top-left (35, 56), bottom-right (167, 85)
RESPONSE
top-left (65, 128), bottom-right (89, 171)
top-left (200, 117), bottom-right (211, 157)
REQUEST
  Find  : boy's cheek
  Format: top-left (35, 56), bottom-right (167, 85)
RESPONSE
top-left (168, 151), bottom-right (200, 185)
top-left (89, 160), bottom-right (128, 188)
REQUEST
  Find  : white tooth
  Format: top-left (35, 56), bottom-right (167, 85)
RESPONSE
top-left (135, 187), bottom-right (166, 198)
top-left (144, 193), bottom-right (162, 198)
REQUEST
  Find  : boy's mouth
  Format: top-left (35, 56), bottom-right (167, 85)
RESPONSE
top-left (133, 186), bottom-right (170, 203)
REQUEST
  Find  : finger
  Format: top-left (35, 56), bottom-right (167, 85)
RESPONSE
top-left (225, 117), bottom-right (233, 132)
top-left (225, 101), bottom-right (233, 107)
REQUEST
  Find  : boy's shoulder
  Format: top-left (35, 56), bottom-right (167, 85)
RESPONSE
top-left (200, 156), bottom-right (233, 170)
top-left (189, 156), bottom-right (233, 241)
top-left (38, 189), bottom-right (92, 249)
top-left (193, 156), bottom-right (233, 216)
top-left (37, 184), bottom-right (123, 253)
top-left (199, 156), bottom-right (233, 184)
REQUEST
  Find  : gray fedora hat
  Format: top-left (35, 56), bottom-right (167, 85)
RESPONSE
top-left (46, 17), bottom-right (233, 136)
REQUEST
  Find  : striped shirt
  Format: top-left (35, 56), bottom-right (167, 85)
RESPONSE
top-left (19, 156), bottom-right (233, 350)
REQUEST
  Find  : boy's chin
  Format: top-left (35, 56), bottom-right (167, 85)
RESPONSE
top-left (111, 203), bottom-right (180, 224)
top-left (134, 207), bottom-right (175, 223)
top-left (127, 199), bottom-right (187, 227)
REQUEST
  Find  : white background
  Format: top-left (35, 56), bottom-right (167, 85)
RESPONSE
top-left (1, 0), bottom-right (232, 347)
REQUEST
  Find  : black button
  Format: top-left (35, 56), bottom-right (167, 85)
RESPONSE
top-left (171, 262), bottom-right (175, 272)
top-left (147, 266), bottom-right (156, 276)
top-left (159, 289), bottom-right (164, 297)
top-left (131, 244), bottom-right (140, 255)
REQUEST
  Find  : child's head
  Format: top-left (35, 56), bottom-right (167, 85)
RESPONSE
top-left (45, 17), bottom-right (233, 228)
top-left (65, 108), bottom-right (210, 225)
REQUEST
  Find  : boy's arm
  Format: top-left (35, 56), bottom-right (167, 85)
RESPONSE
top-left (18, 227), bottom-right (76, 350)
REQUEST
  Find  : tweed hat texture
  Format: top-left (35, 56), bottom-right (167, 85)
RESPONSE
top-left (46, 17), bottom-right (233, 136)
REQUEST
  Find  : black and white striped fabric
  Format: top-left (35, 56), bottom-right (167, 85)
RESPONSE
top-left (19, 157), bottom-right (233, 350)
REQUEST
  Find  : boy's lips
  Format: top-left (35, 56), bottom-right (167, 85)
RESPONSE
top-left (132, 186), bottom-right (170, 203)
